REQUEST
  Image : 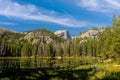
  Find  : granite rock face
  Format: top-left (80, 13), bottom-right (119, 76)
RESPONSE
top-left (23, 29), bottom-right (64, 44)
top-left (24, 31), bottom-right (53, 44)
top-left (72, 29), bottom-right (104, 39)
top-left (54, 30), bottom-right (71, 39)
top-left (0, 28), bottom-right (64, 44)
top-left (80, 30), bottom-right (99, 38)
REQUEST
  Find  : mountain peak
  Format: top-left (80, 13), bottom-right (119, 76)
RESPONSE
top-left (54, 30), bottom-right (71, 39)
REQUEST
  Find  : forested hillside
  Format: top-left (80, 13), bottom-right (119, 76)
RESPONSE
top-left (0, 16), bottom-right (120, 59)
top-left (0, 28), bottom-right (64, 57)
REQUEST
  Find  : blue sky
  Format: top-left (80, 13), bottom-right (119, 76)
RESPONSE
top-left (0, 0), bottom-right (120, 36)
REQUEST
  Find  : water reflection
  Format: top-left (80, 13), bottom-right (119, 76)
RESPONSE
top-left (0, 57), bottom-right (83, 70)
top-left (0, 58), bottom-right (20, 69)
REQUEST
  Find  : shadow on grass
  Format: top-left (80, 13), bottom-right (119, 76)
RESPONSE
top-left (102, 72), bottom-right (120, 80)
top-left (0, 67), bottom-right (93, 80)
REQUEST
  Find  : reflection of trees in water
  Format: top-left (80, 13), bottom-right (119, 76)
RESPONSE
top-left (0, 59), bottom-right (20, 70)
top-left (36, 58), bottom-right (56, 68)
top-left (36, 58), bottom-right (46, 68)
top-left (20, 58), bottom-right (34, 68)
top-left (0, 58), bottom-right (83, 70)
top-left (49, 57), bottom-right (55, 68)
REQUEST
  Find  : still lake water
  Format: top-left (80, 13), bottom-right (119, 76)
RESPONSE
top-left (1, 57), bottom-right (111, 80)
top-left (0, 57), bottom-right (89, 70)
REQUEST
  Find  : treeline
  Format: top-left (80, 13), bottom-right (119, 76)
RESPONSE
top-left (96, 16), bottom-right (120, 59)
top-left (77, 15), bottom-right (120, 59)
top-left (0, 29), bottom-right (64, 57)
top-left (0, 38), bottom-right (81, 57)
top-left (0, 16), bottom-right (120, 59)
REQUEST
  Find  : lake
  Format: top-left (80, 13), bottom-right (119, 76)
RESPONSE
top-left (0, 57), bottom-right (95, 80)
top-left (0, 57), bottom-right (83, 70)
top-left (0, 57), bottom-right (117, 80)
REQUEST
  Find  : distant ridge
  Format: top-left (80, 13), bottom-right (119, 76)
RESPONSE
top-left (0, 28), bottom-right (64, 44)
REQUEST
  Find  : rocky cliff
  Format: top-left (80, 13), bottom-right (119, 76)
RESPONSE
top-left (0, 28), bottom-right (64, 44)
top-left (80, 30), bottom-right (99, 38)
top-left (54, 30), bottom-right (71, 39)
top-left (79, 29), bottom-right (104, 38)
top-left (24, 29), bottom-right (64, 44)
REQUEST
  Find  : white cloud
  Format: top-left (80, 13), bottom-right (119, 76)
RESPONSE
top-left (78, 0), bottom-right (120, 13)
top-left (0, 0), bottom-right (96, 27)
top-left (105, 0), bottom-right (120, 9)
top-left (80, 0), bottom-right (98, 9)
top-left (0, 21), bottom-right (16, 25)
